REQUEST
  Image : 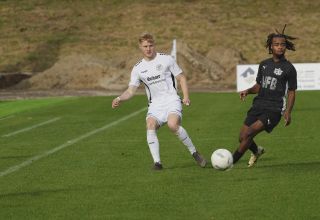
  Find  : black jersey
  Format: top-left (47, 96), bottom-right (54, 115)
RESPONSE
top-left (252, 57), bottom-right (297, 112)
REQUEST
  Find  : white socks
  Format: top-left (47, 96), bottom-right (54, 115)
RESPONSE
top-left (147, 126), bottom-right (196, 163)
top-left (175, 126), bottom-right (196, 154)
top-left (147, 130), bottom-right (160, 163)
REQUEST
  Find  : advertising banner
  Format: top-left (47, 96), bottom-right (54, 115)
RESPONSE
top-left (237, 63), bottom-right (320, 91)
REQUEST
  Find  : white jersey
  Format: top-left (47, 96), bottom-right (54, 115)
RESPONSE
top-left (129, 53), bottom-right (182, 105)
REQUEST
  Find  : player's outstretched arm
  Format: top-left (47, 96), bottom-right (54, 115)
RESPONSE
top-left (284, 90), bottom-right (296, 126)
top-left (176, 73), bottom-right (190, 106)
top-left (112, 85), bottom-right (138, 109)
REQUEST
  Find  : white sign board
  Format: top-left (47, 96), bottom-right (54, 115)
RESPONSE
top-left (237, 65), bottom-right (258, 92)
top-left (295, 63), bottom-right (320, 90)
top-left (237, 63), bottom-right (320, 92)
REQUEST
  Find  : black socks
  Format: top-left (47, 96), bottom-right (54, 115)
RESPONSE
top-left (249, 141), bottom-right (258, 154)
top-left (232, 150), bottom-right (244, 164)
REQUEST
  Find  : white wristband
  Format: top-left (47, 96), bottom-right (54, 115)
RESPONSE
top-left (116, 96), bottom-right (121, 101)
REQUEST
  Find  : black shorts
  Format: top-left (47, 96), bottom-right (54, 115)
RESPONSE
top-left (244, 107), bottom-right (282, 133)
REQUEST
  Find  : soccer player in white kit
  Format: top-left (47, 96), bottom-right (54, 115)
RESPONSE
top-left (112, 33), bottom-right (206, 170)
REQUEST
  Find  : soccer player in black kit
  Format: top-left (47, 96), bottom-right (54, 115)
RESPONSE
top-left (232, 25), bottom-right (297, 167)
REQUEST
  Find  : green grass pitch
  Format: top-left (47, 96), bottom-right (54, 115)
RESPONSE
top-left (0, 92), bottom-right (319, 220)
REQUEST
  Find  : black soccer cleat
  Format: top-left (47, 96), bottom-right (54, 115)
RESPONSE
top-left (153, 162), bottom-right (163, 170)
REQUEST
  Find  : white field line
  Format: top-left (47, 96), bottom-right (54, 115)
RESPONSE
top-left (0, 107), bottom-right (146, 178)
top-left (2, 117), bottom-right (61, 138)
top-left (0, 115), bottom-right (14, 121)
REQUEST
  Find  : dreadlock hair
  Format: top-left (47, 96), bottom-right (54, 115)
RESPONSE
top-left (266, 24), bottom-right (297, 54)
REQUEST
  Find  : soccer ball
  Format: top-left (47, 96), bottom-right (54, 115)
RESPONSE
top-left (211, 149), bottom-right (233, 170)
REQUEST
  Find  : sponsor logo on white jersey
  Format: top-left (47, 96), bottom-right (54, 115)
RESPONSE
top-left (147, 75), bottom-right (161, 81)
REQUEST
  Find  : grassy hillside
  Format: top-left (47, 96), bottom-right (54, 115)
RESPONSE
top-left (0, 0), bottom-right (319, 74)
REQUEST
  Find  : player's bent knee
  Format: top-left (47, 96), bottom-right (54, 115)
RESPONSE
top-left (239, 131), bottom-right (248, 142)
top-left (168, 125), bottom-right (179, 133)
top-left (146, 118), bottom-right (158, 130)
top-left (240, 130), bottom-right (254, 142)
top-left (246, 131), bottom-right (255, 140)
top-left (167, 122), bottom-right (179, 133)
top-left (147, 123), bottom-right (157, 130)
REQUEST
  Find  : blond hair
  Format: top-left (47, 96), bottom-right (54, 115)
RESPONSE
top-left (138, 32), bottom-right (155, 44)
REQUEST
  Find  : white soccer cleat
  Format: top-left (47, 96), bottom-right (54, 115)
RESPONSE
top-left (248, 146), bottom-right (265, 167)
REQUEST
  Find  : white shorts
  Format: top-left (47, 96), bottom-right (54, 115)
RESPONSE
top-left (146, 99), bottom-right (182, 126)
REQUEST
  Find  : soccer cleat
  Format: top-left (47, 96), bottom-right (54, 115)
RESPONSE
top-left (248, 146), bottom-right (265, 167)
top-left (192, 151), bottom-right (207, 168)
top-left (153, 162), bottom-right (163, 170)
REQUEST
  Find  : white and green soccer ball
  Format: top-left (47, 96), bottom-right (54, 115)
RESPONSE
top-left (211, 149), bottom-right (233, 170)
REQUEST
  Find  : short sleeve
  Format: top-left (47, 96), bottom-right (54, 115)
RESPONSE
top-left (256, 63), bottom-right (263, 85)
top-left (287, 65), bottom-right (297, 90)
top-left (168, 56), bottom-right (183, 76)
top-left (128, 68), bottom-right (141, 87)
